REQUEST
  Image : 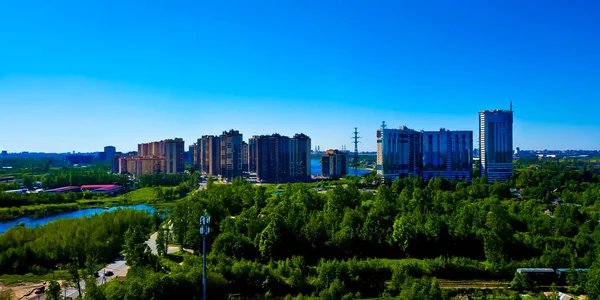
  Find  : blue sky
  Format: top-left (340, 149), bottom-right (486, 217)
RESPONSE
top-left (1, 0), bottom-right (599, 152)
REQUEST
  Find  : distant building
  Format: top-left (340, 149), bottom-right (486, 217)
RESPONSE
top-left (188, 143), bottom-right (197, 168)
top-left (164, 138), bottom-right (185, 174)
top-left (254, 134), bottom-right (291, 183)
top-left (104, 146), bottom-right (116, 162)
top-left (290, 133), bottom-right (311, 181)
top-left (242, 141), bottom-right (249, 174)
top-left (138, 141), bottom-right (165, 157)
top-left (220, 130), bottom-right (244, 180)
top-left (111, 153), bottom-right (122, 173)
top-left (376, 126), bottom-right (422, 182)
top-left (118, 155), bottom-right (165, 175)
top-left (321, 149), bottom-right (349, 179)
top-left (251, 133), bottom-right (311, 183)
top-left (479, 109), bottom-right (513, 182)
top-left (97, 152), bottom-right (107, 161)
top-left (199, 135), bottom-right (221, 177)
top-left (248, 136), bottom-right (258, 173)
top-left (422, 129), bottom-right (473, 181)
top-left (138, 143), bottom-right (149, 156)
top-left (66, 154), bottom-right (94, 165)
top-left (1, 150), bottom-right (7, 156)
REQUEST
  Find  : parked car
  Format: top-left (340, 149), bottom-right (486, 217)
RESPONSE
top-left (34, 285), bottom-right (45, 294)
top-left (104, 270), bottom-right (114, 276)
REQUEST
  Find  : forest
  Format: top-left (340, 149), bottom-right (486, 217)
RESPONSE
top-left (1, 158), bottom-right (600, 299)
top-left (92, 164), bottom-right (600, 299)
top-left (0, 209), bottom-right (156, 275)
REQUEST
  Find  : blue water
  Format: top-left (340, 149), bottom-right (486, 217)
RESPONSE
top-left (0, 204), bottom-right (156, 234)
top-left (311, 158), bottom-right (372, 176)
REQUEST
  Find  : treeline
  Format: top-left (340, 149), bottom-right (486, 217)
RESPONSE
top-left (42, 168), bottom-right (130, 189)
top-left (156, 167), bottom-right (600, 297)
top-left (0, 190), bottom-right (106, 208)
top-left (0, 203), bottom-right (80, 221)
top-left (0, 158), bottom-right (55, 175)
top-left (0, 209), bottom-right (154, 274)
top-left (138, 172), bottom-right (195, 187)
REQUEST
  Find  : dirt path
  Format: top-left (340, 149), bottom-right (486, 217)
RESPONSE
top-left (0, 281), bottom-right (44, 299)
top-left (437, 279), bottom-right (510, 289)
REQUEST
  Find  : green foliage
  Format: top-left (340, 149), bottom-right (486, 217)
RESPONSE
top-left (587, 254), bottom-right (600, 300)
top-left (42, 168), bottom-right (129, 189)
top-left (124, 225), bottom-right (152, 268)
top-left (397, 276), bottom-right (445, 300)
top-left (84, 275), bottom-right (105, 300)
top-left (4, 158), bottom-right (600, 298)
top-left (510, 271), bottom-right (529, 292)
top-left (0, 209), bottom-right (152, 274)
top-left (156, 227), bottom-right (166, 256)
top-left (47, 280), bottom-right (62, 300)
top-left (259, 221), bottom-right (280, 260)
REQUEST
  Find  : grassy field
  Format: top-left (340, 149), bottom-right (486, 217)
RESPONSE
top-left (0, 270), bottom-right (71, 285)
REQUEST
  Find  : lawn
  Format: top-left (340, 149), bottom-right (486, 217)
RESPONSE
top-left (77, 187), bottom-right (161, 206)
top-left (0, 270), bottom-right (71, 285)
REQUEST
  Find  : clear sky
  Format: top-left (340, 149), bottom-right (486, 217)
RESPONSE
top-left (1, 0), bottom-right (599, 153)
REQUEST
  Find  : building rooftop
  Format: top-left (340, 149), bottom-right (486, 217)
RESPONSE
top-left (45, 186), bottom-right (81, 192)
top-left (81, 184), bottom-right (121, 190)
top-left (480, 109), bottom-right (513, 113)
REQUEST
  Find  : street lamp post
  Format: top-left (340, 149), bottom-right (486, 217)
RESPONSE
top-left (199, 210), bottom-right (211, 300)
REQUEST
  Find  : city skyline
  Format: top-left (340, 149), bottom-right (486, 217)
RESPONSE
top-left (1, 1), bottom-right (600, 152)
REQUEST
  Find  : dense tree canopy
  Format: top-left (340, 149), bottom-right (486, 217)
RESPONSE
top-left (0, 209), bottom-right (152, 274)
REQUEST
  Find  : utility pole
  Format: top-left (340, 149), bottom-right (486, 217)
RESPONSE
top-left (352, 127), bottom-right (361, 171)
top-left (199, 210), bottom-right (211, 300)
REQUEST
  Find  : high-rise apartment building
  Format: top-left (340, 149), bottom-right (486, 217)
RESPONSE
top-left (164, 138), bottom-right (185, 174)
top-left (422, 129), bottom-right (473, 181)
top-left (376, 126), bottom-right (422, 182)
top-left (220, 130), bottom-right (244, 180)
top-left (111, 153), bottom-right (121, 173)
top-left (138, 143), bottom-right (149, 156)
top-left (188, 143), bottom-right (197, 168)
top-left (118, 155), bottom-right (165, 176)
top-left (138, 141), bottom-right (165, 157)
top-left (321, 149), bottom-right (348, 179)
top-left (290, 133), bottom-right (311, 181)
top-left (251, 133), bottom-right (311, 183)
top-left (254, 134), bottom-right (291, 183)
top-left (242, 141), bottom-right (249, 174)
top-left (104, 146), bottom-right (116, 162)
top-left (479, 108), bottom-right (513, 182)
top-left (248, 136), bottom-right (258, 173)
top-left (199, 135), bottom-right (221, 176)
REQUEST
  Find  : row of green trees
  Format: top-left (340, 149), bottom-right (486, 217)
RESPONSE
top-left (157, 166), bottom-right (600, 297)
top-left (42, 168), bottom-right (130, 189)
top-left (0, 190), bottom-right (107, 208)
top-left (0, 209), bottom-right (154, 274)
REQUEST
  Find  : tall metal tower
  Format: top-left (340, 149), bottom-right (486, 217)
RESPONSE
top-left (352, 127), bottom-right (360, 170)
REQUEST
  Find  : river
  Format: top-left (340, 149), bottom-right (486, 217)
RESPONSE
top-left (311, 158), bottom-right (372, 176)
top-left (0, 161), bottom-right (365, 233)
top-left (0, 204), bottom-right (156, 234)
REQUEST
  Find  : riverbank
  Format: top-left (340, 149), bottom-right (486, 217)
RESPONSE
top-left (0, 187), bottom-right (177, 223)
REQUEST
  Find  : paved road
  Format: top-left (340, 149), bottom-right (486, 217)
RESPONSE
top-left (28, 230), bottom-right (170, 299)
top-left (58, 255), bottom-right (130, 299)
top-left (146, 229), bottom-right (179, 255)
